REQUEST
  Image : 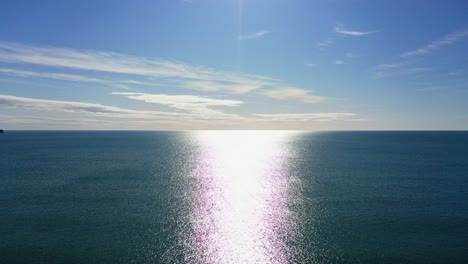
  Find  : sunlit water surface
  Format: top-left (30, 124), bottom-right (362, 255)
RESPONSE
top-left (182, 131), bottom-right (300, 263)
top-left (1, 131), bottom-right (467, 263)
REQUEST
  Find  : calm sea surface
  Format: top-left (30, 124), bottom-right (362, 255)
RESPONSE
top-left (0, 131), bottom-right (467, 263)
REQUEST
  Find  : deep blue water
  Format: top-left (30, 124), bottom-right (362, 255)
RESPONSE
top-left (0, 131), bottom-right (467, 263)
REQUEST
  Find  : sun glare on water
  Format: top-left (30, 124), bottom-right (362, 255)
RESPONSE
top-left (182, 131), bottom-right (301, 263)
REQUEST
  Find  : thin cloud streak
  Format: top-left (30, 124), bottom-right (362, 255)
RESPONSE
top-left (254, 113), bottom-right (356, 122)
top-left (239, 30), bottom-right (272, 40)
top-left (375, 30), bottom-right (467, 80)
top-left (182, 80), bottom-right (261, 94)
top-left (334, 60), bottom-right (346, 65)
top-left (374, 63), bottom-right (432, 79)
top-left (335, 24), bottom-right (378, 36)
top-left (401, 29), bottom-right (468, 57)
top-left (417, 86), bottom-right (449, 92)
top-left (318, 40), bottom-right (333, 47)
top-left (345, 52), bottom-right (359, 58)
top-left (113, 92), bottom-right (243, 115)
top-left (0, 94), bottom-right (241, 120)
top-left (263, 87), bottom-right (325, 104)
top-left (0, 114), bottom-right (106, 125)
top-left (0, 68), bottom-right (129, 89)
top-left (375, 63), bottom-right (402, 70)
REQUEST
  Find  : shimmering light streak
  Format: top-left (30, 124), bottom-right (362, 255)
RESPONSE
top-left (184, 131), bottom-right (300, 263)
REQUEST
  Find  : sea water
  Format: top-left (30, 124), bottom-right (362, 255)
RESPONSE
top-left (1, 131), bottom-right (467, 263)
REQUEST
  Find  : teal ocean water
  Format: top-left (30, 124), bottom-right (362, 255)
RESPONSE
top-left (1, 131), bottom-right (467, 263)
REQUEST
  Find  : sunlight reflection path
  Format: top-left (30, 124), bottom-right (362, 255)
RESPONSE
top-left (186, 131), bottom-right (299, 263)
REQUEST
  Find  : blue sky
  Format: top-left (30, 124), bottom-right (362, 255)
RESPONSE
top-left (0, 0), bottom-right (467, 130)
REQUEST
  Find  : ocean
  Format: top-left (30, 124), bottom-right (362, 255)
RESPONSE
top-left (1, 131), bottom-right (467, 263)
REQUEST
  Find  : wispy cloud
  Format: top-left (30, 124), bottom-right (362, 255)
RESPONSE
top-left (304, 63), bottom-right (316, 67)
top-left (317, 40), bottom-right (333, 49)
top-left (345, 52), bottom-right (359, 58)
top-left (113, 92), bottom-right (242, 115)
top-left (0, 114), bottom-right (106, 126)
top-left (0, 94), bottom-right (136, 115)
top-left (0, 68), bottom-right (129, 89)
top-left (448, 69), bottom-right (465, 76)
top-left (0, 94), bottom-right (358, 130)
top-left (182, 80), bottom-right (261, 94)
top-left (0, 94), bottom-right (234, 120)
top-left (0, 42), bottom-right (326, 104)
top-left (318, 40), bottom-right (333, 47)
top-left (374, 63), bottom-right (432, 78)
top-left (376, 30), bottom-right (468, 80)
top-left (254, 113), bottom-right (356, 122)
top-left (263, 87), bottom-right (325, 104)
top-left (334, 24), bottom-right (378, 36)
top-left (401, 29), bottom-right (468, 58)
top-left (239, 30), bottom-right (272, 40)
top-left (417, 86), bottom-right (449, 92)
top-left (375, 63), bottom-right (402, 70)
top-left (0, 42), bottom-right (276, 94)
top-left (334, 60), bottom-right (346, 65)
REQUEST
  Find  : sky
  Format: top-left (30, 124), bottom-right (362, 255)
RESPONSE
top-left (0, 0), bottom-right (467, 130)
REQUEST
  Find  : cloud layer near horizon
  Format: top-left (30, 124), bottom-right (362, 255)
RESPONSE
top-left (0, 42), bottom-right (361, 129)
top-left (0, 94), bottom-right (358, 128)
